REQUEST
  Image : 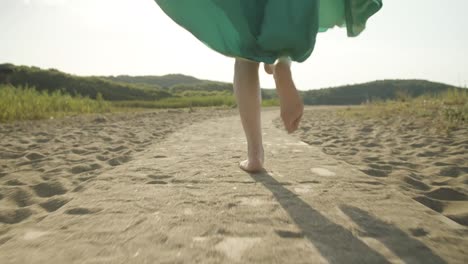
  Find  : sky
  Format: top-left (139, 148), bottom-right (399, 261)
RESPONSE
top-left (1, 0), bottom-right (467, 90)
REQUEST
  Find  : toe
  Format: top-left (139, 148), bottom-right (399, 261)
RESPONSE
top-left (286, 114), bottom-right (302, 134)
top-left (239, 160), bottom-right (248, 170)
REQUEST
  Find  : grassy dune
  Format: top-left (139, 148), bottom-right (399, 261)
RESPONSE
top-left (112, 95), bottom-right (236, 109)
top-left (0, 85), bottom-right (111, 122)
top-left (341, 89), bottom-right (468, 132)
top-left (112, 96), bottom-right (279, 109)
top-left (0, 85), bottom-right (279, 122)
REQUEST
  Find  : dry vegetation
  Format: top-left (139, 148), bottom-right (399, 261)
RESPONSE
top-left (340, 89), bottom-right (467, 132)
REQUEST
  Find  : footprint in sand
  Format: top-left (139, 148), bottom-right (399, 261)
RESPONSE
top-left (368, 163), bottom-right (393, 171)
top-left (148, 175), bottom-right (172, 180)
top-left (71, 148), bottom-right (88, 155)
top-left (25, 152), bottom-right (45, 161)
top-left (65, 207), bottom-right (101, 215)
top-left (413, 196), bottom-right (444, 213)
top-left (35, 138), bottom-right (51, 143)
top-left (146, 180), bottom-right (168, 185)
top-left (0, 208), bottom-right (32, 224)
top-left (5, 179), bottom-right (26, 186)
top-left (425, 188), bottom-right (468, 201)
top-left (31, 181), bottom-right (67, 197)
top-left (0, 150), bottom-right (25, 159)
top-left (409, 227), bottom-right (429, 237)
top-left (403, 176), bottom-right (430, 191)
top-left (70, 163), bottom-right (102, 174)
top-left (275, 229), bottom-right (304, 238)
top-left (360, 168), bottom-right (389, 178)
top-left (146, 174), bottom-right (173, 185)
top-left (8, 188), bottom-right (35, 207)
top-left (298, 180), bottom-right (320, 184)
top-left (107, 145), bottom-right (128, 152)
top-left (438, 166), bottom-right (463, 177)
top-left (108, 155), bottom-right (132, 166)
top-left (40, 197), bottom-right (71, 212)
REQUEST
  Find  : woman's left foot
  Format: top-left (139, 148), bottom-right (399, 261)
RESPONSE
top-left (239, 146), bottom-right (264, 172)
top-left (239, 159), bottom-right (264, 173)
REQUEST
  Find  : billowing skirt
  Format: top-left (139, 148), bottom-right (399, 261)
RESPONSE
top-left (155, 0), bottom-right (382, 64)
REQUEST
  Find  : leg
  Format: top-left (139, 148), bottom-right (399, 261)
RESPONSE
top-left (273, 58), bottom-right (304, 133)
top-left (233, 59), bottom-right (264, 172)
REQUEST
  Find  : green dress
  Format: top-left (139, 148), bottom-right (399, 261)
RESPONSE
top-left (155, 0), bottom-right (382, 64)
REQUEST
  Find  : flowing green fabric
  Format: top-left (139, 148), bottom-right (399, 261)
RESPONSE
top-left (155, 0), bottom-right (382, 64)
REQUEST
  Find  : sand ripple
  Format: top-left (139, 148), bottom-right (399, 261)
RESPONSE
top-left (284, 107), bottom-right (468, 226)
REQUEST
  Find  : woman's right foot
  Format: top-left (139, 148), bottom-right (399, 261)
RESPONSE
top-left (274, 61), bottom-right (304, 134)
top-left (280, 96), bottom-right (303, 134)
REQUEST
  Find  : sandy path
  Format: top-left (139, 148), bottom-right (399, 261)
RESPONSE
top-left (0, 109), bottom-right (467, 263)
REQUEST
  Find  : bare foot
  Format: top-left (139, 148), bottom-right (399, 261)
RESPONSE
top-left (264, 63), bottom-right (274, 75)
top-left (274, 60), bottom-right (304, 133)
top-left (279, 89), bottom-right (304, 134)
top-left (239, 146), bottom-right (264, 172)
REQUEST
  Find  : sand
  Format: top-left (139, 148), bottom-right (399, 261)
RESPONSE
top-left (0, 108), bottom-right (236, 226)
top-left (285, 106), bottom-right (468, 227)
top-left (0, 106), bottom-right (467, 263)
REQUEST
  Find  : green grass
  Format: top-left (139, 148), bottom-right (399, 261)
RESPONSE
top-left (262, 98), bottom-right (280, 107)
top-left (0, 85), bottom-right (280, 122)
top-left (0, 85), bottom-right (111, 122)
top-left (113, 96), bottom-right (280, 109)
top-left (340, 88), bottom-right (468, 132)
top-left (112, 95), bottom-right (237, 109)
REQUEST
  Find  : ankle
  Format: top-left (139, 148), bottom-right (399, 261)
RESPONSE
top-left (248, 145), bottom-right (264, 154)
top-left (247, 145), bottom-right (264, 159)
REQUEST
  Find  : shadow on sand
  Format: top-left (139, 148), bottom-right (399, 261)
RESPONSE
top-left (249, 171), bottom-right (446, 264)
top-left (340, 205), bottom-right (446, 264)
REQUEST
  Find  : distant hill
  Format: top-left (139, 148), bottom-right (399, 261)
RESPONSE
top-left (105, 74), bottom-right (234, 93)
top-left (0, 64), bottom-right (235, 101)
top-left (300, 80), bottom-right (461, 105)
top-left (104, 74), bottom-right (205, 89)
top-left (1, 64), bottom-right (171, 101)
top-left (1, 63), bottom-right (463, 105)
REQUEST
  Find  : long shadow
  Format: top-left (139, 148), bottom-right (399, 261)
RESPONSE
top-left (248, 171), bottom-right (390, 264)
top-left (340, 205), bottom-right (446, 264)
